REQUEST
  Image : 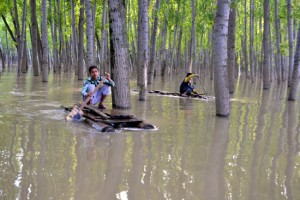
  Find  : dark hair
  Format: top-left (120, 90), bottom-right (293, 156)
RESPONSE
top-left (88, 65), bottom-right (98, 73)
top-left (186, 73), bottom-right (193, 77)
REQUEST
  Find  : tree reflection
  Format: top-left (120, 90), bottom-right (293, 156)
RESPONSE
top-left (285, 102), bottom-right (297, 200)
top-left (100, 134), bottom-right (126, 199)
top-left (203, 117), bottom-right (229, 200)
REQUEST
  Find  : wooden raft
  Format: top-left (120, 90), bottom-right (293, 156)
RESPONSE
top-left (63, 105), bottom-right (155, 132)
top-left (148, 90), bottom-right (208, 99)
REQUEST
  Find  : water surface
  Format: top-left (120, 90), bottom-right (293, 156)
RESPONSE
top-left (0, 71), bottom-right (299, 200)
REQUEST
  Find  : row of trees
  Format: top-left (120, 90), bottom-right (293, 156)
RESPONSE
top-left (0, 0), bottom-right (299, 115)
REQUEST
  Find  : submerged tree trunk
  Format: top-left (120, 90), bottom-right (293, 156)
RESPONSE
top-left (263, 0), bottom-right (271, 89)
top-left (137, 0), bottom-right (148, 100)
top-left (227, 2), bottom-right (236, 94)
top-left (19, 0), bottom-right (27, 74)
top-left (213, 0), bottom-right (230, 117)
top-left (50, 0), bottom-right (59, 73)
top-left (189, 0), bottom-right (196, 73)
top-left (288, 25), bottom-right (300, 101)
top-left (108, 0), bottom-right (131, 109)
top-left (243, 0), bottom-right (248, 78)
top-left (287, 0), bottom-right (294, 85)
top-left (78, 0), bottom-right (84, 80)
top-left (85, 0), bottom-right (94, 68)
top-left (71, 0), bottom-right (78, 75)
top-left (100, 0), bottom-right (108, 72)
top-left (160, 24), bottom-right (168, 76)
top-left (30, 0), bottom-right (39, 76)
top-left (41, 0), bottom-right (48, 82)
top-left (274, 0), bottom-right (282, 84)
top-left (148, 0), bottom-right (160, 84)
top-left (249, 0), bottom-right (254, 82)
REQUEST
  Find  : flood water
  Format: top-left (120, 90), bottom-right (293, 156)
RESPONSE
top-left (0, 70), bottom-right (300, 200)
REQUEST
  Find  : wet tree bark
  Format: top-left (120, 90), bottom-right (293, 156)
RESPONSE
top-left (249, 0), bottom-right (254, 82)
top-left (243, 0), bottom-right (248, 78)
top-left (19, 0), bottom-right (27, 74)
top-left (50, 0), bottom-right (59, 73)
top-left (148, 0), bottom-right (160, 84)
top-left (100, 0), bottom-right (108, 72)
top-left (288, 25), bottom-right (300, 101)
top-left (274, 0), bottom-right (282, 84)
top-left (41, 0), bottom-right (49, 82)
top-left (0, 45), bottom-right (5, 70)
top-left (227, 2), bottom-right (236, 94)
top-left (78, 0), bottom-right (84, 80)
top-left (169, 2), bottom-right (180, 75)
top-left (160, 24), bottom-right (168, 76)
top-left (30, 0), bottom-right (39, 76)
top-left (189, 0), bottom-right (196, 73)
top-left (13, 0), bottom-right (20, 74)
top-left (57, 0), bottom-right (65, 72)
top-left (71, 0), bottom-right (78, 75)
top-left (287, 0), bottom-right (294, 85)
top-left (108, 0), bottom-right (131, 109)
top-left (137, 0), bottom-right (148, 100)
top-left (85, 0), bottom-right (94, 67)
top-left (213, 0), bottom-right (230, 117)
top-left (263, 0), bottom-right (271, 89)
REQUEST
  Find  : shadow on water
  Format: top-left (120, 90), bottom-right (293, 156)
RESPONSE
top-left (0, 72), bottom-right (300, 199)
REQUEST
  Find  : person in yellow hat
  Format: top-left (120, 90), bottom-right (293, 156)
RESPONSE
top-left (179, 73), bottom-right (199, 97)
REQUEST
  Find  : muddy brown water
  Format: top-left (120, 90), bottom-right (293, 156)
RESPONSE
top-left (0, 71), bottom-right (299, 200)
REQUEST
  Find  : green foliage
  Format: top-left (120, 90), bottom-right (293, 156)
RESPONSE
top-left (0, 0), bottom-right (298, 69)
top-left (280, 41), bottom-right (288, 56)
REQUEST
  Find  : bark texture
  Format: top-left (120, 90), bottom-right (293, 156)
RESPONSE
top-left (288, 25), bottom-right (300, 101)
top-left (108, 0), bottom-right (131, 109)
top-left (213, 0), bottom-right (230, 117)
top-left (137, 0), bottom-right (148, 100)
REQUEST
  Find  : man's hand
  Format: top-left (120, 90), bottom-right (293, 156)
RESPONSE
top-left (85, 92), bottom-right (93, 98)
top-left (103, 72), bottom-right (110, 81)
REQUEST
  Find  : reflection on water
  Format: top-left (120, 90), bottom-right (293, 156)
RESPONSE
top-left (0, 71), bottom-right (300, 200)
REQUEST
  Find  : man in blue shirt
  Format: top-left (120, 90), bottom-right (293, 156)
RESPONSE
top-left (81, 66), bottom-right (115, 109)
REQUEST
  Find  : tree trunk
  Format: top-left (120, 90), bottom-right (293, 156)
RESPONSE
top-left (137, 0), bottom-right (148, 100)
top-left (49, 0), bottom-right (59, 73)
top-left (108, 0), bottom-right (131, 109)
top-left (0, 45), bottom-right (5, 71)
top-left (78, 0), bottom-right (84, 80)
top-left (160, 25), bottom-right (168, 76)
top-left (30, 0), bottom-right (39, 76)
top-left (169, 1), bottom-right (181, 75)
top-left (71, 0), bottom-right (78, 75)
top-left (13, 0), bottom-right (20, 74)
top-left (213, 0), bottom-right (230, 117)
top-left (263, 0), bottom-right (271, 89)
top-left (274, 0), bottom-right (282, 84)
top-left (19, 0), bottom-right (27, 74)
top-left (57, 0), bottom-right (65, 72)
top-left (100, 0), bottom-right (108, 72)
top-left (189, 0), bottom-right (196, 73)
top-left (249, 0), bottom-right (254, 82)
top-left (85, 0), bottom-right (94, 67)
top-left (243, 0), bottom-right (248, 78)
top-left (148, 0), bottom-right (160, 84)
top-left (227, 2), bottom-right (236, 94)
top-left (288, 25), bottom-right (300, 101)
top-left (41, 0), bottom-right (49, 82)
top-left (287, 0), bottom-right (294, 85)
